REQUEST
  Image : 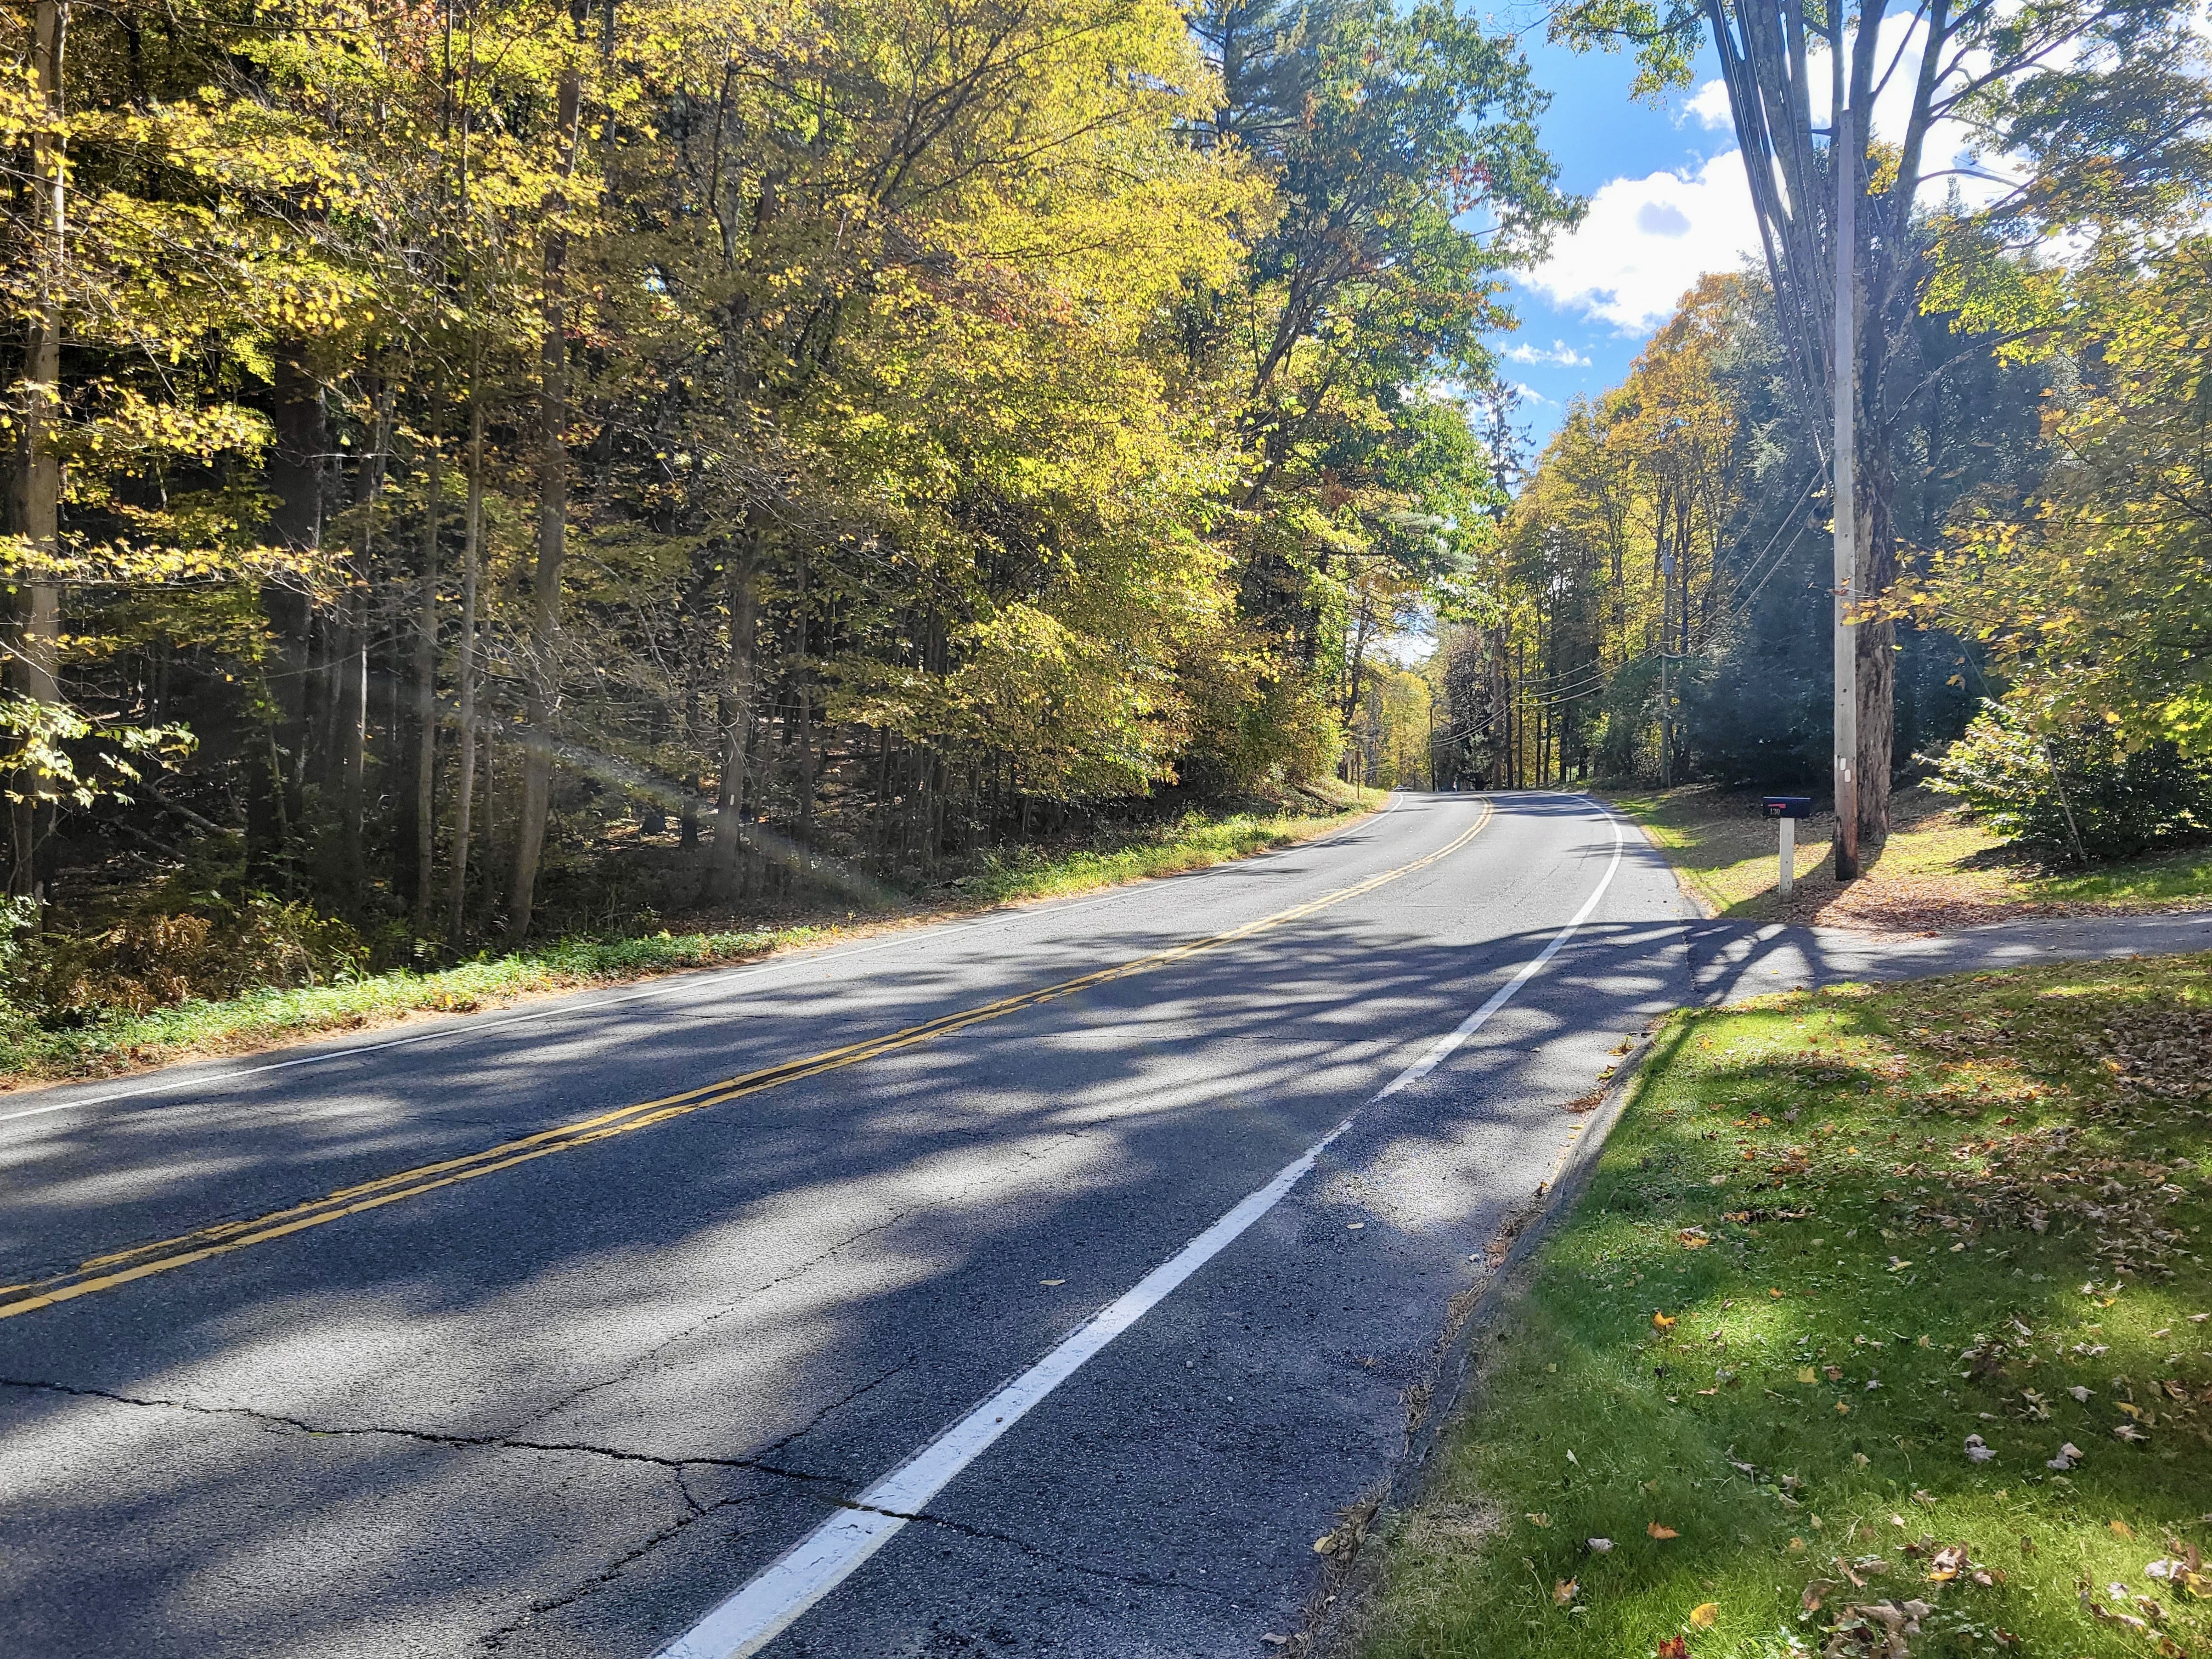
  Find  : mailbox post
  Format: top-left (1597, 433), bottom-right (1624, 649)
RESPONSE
top-left (1763, 796), bottom-right (1812, 897)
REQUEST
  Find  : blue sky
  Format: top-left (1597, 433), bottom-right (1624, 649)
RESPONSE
top-left (1476, 25), bottom-right (1757, 456)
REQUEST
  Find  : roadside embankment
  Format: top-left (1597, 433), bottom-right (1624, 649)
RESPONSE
top-left (0, 789), bottom-right (1383, 1089)
top-left (1609, 783), bottom-right (2212, 934)
top-left (1348, 951), bottom-right (2212, 1659)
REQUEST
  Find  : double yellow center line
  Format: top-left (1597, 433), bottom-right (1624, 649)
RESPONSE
top-left (1, 799), bottom-right (1493, 1323)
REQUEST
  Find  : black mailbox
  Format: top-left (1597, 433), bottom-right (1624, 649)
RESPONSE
top-left (1763, 795), bottom-right (1812, 820)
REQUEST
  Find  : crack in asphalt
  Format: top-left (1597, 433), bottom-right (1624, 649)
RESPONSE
top-left (477, 1484), bottom-right (761, 1652)
top-left (5, 1371), bottom-right (1242, 1632)
top-left (0, 1374), bottom-right (842, 1487)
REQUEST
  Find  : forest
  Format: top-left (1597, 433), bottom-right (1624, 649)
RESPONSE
top-left (3, 0), bottom-right (2210, 1033)
top-left (0, 0), bottom-right (1572, 1009)
top-left (1428, 0), bottom-right (2212, 873)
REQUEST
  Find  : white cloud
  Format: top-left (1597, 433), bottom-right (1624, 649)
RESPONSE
top-left (1682, 77), bottom-right (1733, 131)
top-left (1510, 381), bottom-right (1555, 406)
top-left (1521, 153), bottom-right (1762, 330)
top-left (1501, 339), bottom-right (1593, 367)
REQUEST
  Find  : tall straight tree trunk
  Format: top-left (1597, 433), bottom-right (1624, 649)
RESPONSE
top-left (446, 402), bottom-right (484, 945)
top-left (1858, 456), bottom-right (1898, 843)
top-left (410, 425), bottom-right (442, 932)
top-left (707, 538), bottom-right (758, 904)
top-left (506, 59), bottom-right (582, 944)
top-left (8, 0), bottom-right (67, 904)
top-left (335, 387), bottom-right (391, 911)
top-left (258, 351), bottom-right (325, 877)
top-left (794, 543), bottom-right (815, 859)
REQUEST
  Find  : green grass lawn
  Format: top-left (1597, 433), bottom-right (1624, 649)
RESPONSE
top-left (1357, 953), bottom-right (2212, 1659)
top-left (1607, 785), bottom-right (2212, 932)
top-left (0, 791), bottom-right (1382, 1088)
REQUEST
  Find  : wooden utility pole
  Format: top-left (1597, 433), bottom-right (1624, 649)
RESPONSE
top-left (1659, 546), bottom-right (1675, 788)
top-left (1831, 84), bottom-right (1861, 881)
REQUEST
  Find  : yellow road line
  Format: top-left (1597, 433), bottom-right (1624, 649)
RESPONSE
top-left (2, 799), bottom-right (1495, 1324)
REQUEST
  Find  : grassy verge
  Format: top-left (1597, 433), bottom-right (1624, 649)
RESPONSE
top-left (0, 789), bottom-right (1383, 1088)
top-left (939, 801), bottom-right (1379, 906)
top-left (1355, 953), bottom-right (2212, 1659)
top-left (1608, 784), bottom-right (2212, 933)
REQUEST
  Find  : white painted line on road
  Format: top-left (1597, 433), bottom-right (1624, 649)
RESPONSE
top-left (654, 799), bottom-right (1627, 1659)
top-left (1377, 806), bottom-right (1624, 1099)
top-left (0, 797), bottom-right (1411, 1130)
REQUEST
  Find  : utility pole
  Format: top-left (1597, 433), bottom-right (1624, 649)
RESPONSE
top-left (1831, 80), bottom-right (1860, 881)
top-left (1659, 546), bottom-right (1675, 787)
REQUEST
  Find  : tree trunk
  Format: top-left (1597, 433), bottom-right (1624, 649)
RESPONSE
top-left (257, 349), bottom-right (325, 877)
top-left (408, 428), bottom-right (441, 930)
top-left (707, 540), bottom-right (758, 904)
top-left (334, 388), bottom-right (390, 911)
top-left (446, 402), bottom-right (484, 945)
top-left (506, 60), bottom-right (582, 945)
top-left (7, 0), bottom-right (67, 905)
top-left (1858, 470), bottom-right (1898, 843)
top-left (794, 543), bottom-right (815, 859)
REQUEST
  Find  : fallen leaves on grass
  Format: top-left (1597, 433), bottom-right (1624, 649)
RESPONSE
top-left (1652, 1311), bottom-right (1677, 1333)
top-left (1688, 1602), bottom-right (1719, 1628)
top-left (1821, 1598), bottom-right (1933, 1659)
top-left (1553, 1578), bottom-right (1578, 1605)
top-left (1649, 1522), bottom-right (1680, 1539)
top-left (1963, 1434), bottom-right (1994, 1463)
top-left (2047, 1441), bottom-right (2083, 1470)
top-left (1655, 1638), bottom-right (1689, 1659)
top-left (2146, 1546), bottom-right (2211, 1596)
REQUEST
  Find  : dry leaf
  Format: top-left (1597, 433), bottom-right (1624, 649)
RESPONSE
top-left (2112, 1520), bottom-right (2137, 1541)
top-left (1797, 1366), bottom-right (1819, 1384)
top-left (1927, 1545), bottom-right (1970, 1582)
top-left (1039, 1279), bottom-right (1065, 1286)
top-left (2047, 1442), bottom-right (2083, 1470)
top-left (1553, 1578), bottom-right (1578, 1605)
top-left (1649, 1522), bottom-right (1680, 1539)
top-left (1312, 1535), bottom-right (1337, 1555)
top-left (1527, 1513), bottom-right (1551, 1527)
top-left (1964, 1435), bottom-right (1995, 1463)
top-left (1588, 1537), bottom-right (1615, 1553)
top-left (1657, 1638), bottom-right (1690, 1659)
top-left (1689, 1601), bottom-right (1719, 1628)
top-left (1652, 1311), bottom-right (1677, 1333)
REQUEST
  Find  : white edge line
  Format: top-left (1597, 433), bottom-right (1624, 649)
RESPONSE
top-left (654, 795), bottom-right (1625, 1659)
top-left (0, 795), bottom-right (1409, 1129)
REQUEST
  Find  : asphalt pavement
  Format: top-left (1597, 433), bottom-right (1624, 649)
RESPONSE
top-left (0, 791), bottom-right (1707, 1658)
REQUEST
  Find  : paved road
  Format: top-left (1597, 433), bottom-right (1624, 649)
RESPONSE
top-left (1, 791), bottom-right (1701, 1658)
top-left (1689, 905), bottom-right (2212, 1002)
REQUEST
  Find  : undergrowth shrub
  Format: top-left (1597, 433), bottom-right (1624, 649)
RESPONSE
top-left (18, 893), bottom-right (370, 1022)
top-left (1935, 698), bottom-right (2212, 861)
